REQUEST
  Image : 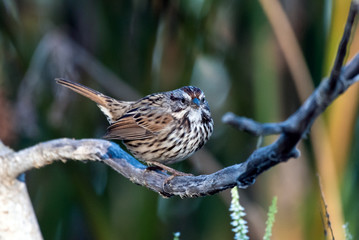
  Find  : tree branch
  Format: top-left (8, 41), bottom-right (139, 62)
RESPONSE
top-left (1, 2), bottom-right (359, 202)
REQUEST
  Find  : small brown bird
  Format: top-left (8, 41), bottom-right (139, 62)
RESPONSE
top-left (56, 78), bottom-right (213, 172)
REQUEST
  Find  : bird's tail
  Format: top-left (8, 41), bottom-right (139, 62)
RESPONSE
top-left (56, 78), bottom-right (111, 107)
top-left (56, 78), bottom-right (129, 123)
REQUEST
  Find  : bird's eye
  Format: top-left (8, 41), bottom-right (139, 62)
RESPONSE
top-left (181, 98), bottom-right (185, 104)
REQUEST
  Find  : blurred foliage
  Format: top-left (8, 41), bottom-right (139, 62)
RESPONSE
top-left (0, 0), bottom-right (358, 239)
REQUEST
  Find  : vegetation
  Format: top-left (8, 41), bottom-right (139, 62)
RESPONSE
top-left (0, 0), bottom-right (358, 239)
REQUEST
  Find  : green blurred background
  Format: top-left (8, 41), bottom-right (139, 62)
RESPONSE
top-left (0, 0), bottom-right (358, 239)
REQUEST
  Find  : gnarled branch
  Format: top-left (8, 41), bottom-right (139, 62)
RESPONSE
top-left (1, 2), bottom-right (359, 201)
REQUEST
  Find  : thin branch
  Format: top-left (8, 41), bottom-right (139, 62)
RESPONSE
top-left (328, 1), bottom-right (358, 91)
top-left (222, 113), bottom-right (286, 136)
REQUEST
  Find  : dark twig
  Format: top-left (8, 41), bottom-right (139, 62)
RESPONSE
top-left (343, 53), bottom-right (359, 79)
top-left (328, 1), bottom-right (358, 91)
top-left (222, 113), bottom-right (286, 136)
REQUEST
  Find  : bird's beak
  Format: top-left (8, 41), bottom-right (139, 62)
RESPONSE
top-left (192, 98), bottom-right (200, 107)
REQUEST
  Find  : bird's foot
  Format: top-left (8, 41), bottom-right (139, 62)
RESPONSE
top-left (146, 161), bottom-right (193, 185)
top-left (146, 161), bottom-right (193, 176)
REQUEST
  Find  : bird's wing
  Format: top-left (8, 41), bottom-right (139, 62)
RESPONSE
top-left (103, 108), bottom-right (174, 140)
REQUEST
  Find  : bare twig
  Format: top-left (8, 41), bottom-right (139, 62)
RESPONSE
top-left (328, 1), bottom-right (359, 91)
top-left (222, 113), bottom-right (286, 136)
